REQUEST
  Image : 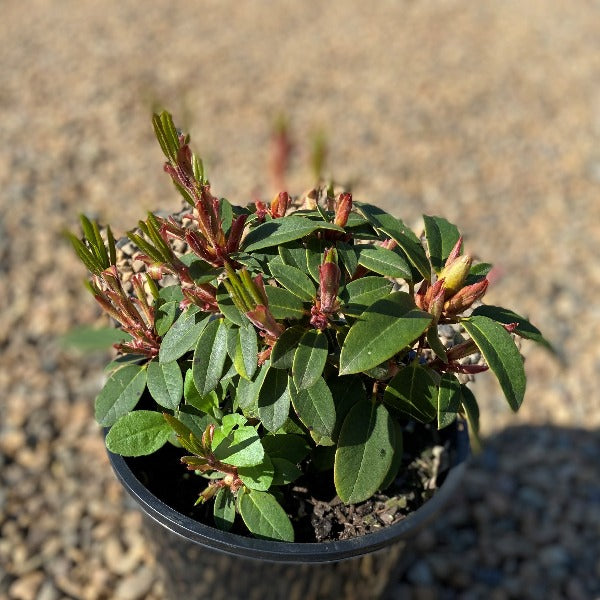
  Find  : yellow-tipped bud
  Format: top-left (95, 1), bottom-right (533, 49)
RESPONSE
top-left (440, 254), bottom-right (472, 297)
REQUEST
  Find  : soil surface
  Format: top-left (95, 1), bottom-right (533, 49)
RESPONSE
top-left (2, 2), bottom-right (600, 598)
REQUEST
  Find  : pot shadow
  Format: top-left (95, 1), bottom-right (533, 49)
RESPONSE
top-left (387, 424), bottom-right (600, 600)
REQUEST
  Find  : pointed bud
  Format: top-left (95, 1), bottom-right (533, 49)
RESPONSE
top-left (423, 278), bottom-right (445, 315)
top-left (446, 338), bottom-right (479, 361)
top-left (254, 200), bottom-right (268, 222)
top-left (246, 305), bottom-right (284, 339)
top-left (414, 280), bottom-right (429, 310)
top-left (440, 254), bottom-right (472, 297)
top-left (428, 279), bottom-right (446, 323)
top-left (444, 236), bottom-right (463, 268)
top-left (334, 193), bottom-right (352, 227)
top-left (319, 248), bottom-right (341, 314)
top-left (271, 191), bottom-right (290, 218)
top-left (226, 214), bottom-right (248, 253)
top-left (444, 278), bottom-right (488, 315)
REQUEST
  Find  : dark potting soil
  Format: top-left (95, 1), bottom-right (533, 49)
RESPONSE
top-left (126, 421), bottom-right (454, 543)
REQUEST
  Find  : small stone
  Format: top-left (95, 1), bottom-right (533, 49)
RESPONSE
top-left (8, 571), bottom-right (44, 600)
top-left (113, 566), bottom-right (156, 600)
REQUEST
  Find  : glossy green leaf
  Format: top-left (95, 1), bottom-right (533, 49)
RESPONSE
top-left (95, 364), bottom-right (147, 426)
top-left (341, 276), bottom-right (393, 318)
top-left (238, 489), bottom-right (294, 541)
top-left (354, 202), bottom-right (430, 280)
top-left (427, 326), bottom-right (448, 363)
top-left (270, 458), bottom-right (303, 486)
top-left (471, 305), bottom-right (553, 352)
top-left (261, 433), bottom-right (310, 464)
top-left (235, 362), bottom-right (269, 414)
top-left (146, 359), bottom-right (183, 410)
top-left (462, 316), bottom-right (526, 411)
top-left (193, 319), bottom-right (228, 395)
top-left (106, 411), bottom-right (171, 456)
top-left (238, 456), bottom-right (274, 491)
top-left (339, 292), bottom-right (432, 375)
top-left (291, 377), bottom-right (336, 446)
top-left (155, 301), bottom-right (179, 337)
top-left (379, 420), bottom-right (404, 491)
top-left (278, 243), bottom-right (308, 271)
top-left (292, 329), bottom-right (329, 391)
top-left (158, 285), bottom-right (184, 304)
top-left (334, 400), bottom-right (395, 504)
top-left (257, 368), bottom-right (291, 432)
top-left (437, 373), bottom-right (461, 429)
top-left (269, 263), bottom-right (316, 301)
top-left (184, 369), bottom-right (219, 414)
top-left (336, 242), bottom-right (359, 278)
top-left (213, 488), bottom-right (236, 532)
top-left (423, 215), bottom-right (461, 273)
top-left (216, 283), bottom-right (245, 326)
top-left (212, 425), bottom-right (264, 467)
top-left (305, 237), bottom-right (325, 282)
top-left (243, 216), bottom-right (343, 252)
top-left (357, 246), bottom-right (412, 279)
top-left (383, 364), bottom-right (437, 423)
top-left (270, 326), bottom-right (305, 369)
top-left (264, 286), bottom-right (305, 320)
top-left (329, 375), bottom-right (366, 440)
top-left (233, 322), bottom-right (258, 380)
top-left (159, 307), bottom-right (209, 363)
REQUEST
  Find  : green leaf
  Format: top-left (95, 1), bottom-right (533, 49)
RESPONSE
top-left (264, 286), bottom-right (305, 320)
top-left (329, 375), bottom-right (366, 440)
top-left (159, 307), bottom-right (209, 363)
top-left (193, 319), bottom-right (228, 395)
top-left (158, 285), bottom-right (184, 304)
top-left (471, 305), bottom-right (553, 352)
top-left (278, 244), bottom-right (308, 271)
top-left (238, 489), bottom-right (294, 542)
top-left (437, 373), bottom-right (461, 429)
top-left (213, 488), bottom-right (236, 532)
top-left (379, 419), bottom-right (403, 491)
top-left (354, 202), bottom-right (430, 280)
top-left (95, 364), bottom-right (147, 427)
top-left (216, 283), bottom-right (245, 326)
top-left (269, 263), bottom-right (316, 301)
top-left (336, 242), bottom-right (359, 278)
top-left (270, 326), bottom-right (305, 369)
top-left (59, 326), bottom-right (132, 353)
top-left (212, 425), bottom-right (264, 467)
top-left (257, 368), bottom-right (291, 432)
top-left (292, 329), bottom-right (329, 391)
top-left (235, 362), bottom-right (269, 413)
top-left (146, 360), bottom-right (183, 410)
top-left (155, 301), bottom-right (179, 337)
top-left (462, 315), bottom-right (526, 411)
top-left (339, 292), bottom-right (432, 375)
top-left (334, 400), bottom-right (395, 504)
top-left (233, 322), bottom-right (258, 380)
top-left (243, 216), bottom-right (343, 252)
top-left (291, 377), bottom-right (336, 446)
top-left (357, 246), bottom-right (412, 279)
top-left (184, 369), bottom-right (219, 414)
top-left (238, 456), bottom-right (275, 491)
top-left (261, 433), bottom-right (310, 464)
top-left (423, 215), bottom-right (461, 274)
top-left (427, 326), bottom-right (448, 363)
top-left (383, 364), bottom-right (437, 423)
top-left (341, 277), bottom-right (393, 317)
top-left (180, 256), bottom-right (220, 284)
top-left (106, 411), bottom-right (172, 456)
top-left (270, 458), bottom-right (303, 486)
top-left (305, 237), bottom-right (325, 282)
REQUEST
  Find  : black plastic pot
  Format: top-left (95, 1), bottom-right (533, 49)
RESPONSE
top-left (107, 421), bottom-right (469, 600)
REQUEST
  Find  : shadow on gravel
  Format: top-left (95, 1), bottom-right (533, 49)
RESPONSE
top-left (390, 425), bottom-right (600, 600)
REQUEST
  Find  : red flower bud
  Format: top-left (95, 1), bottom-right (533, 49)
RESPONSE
top-left (444, 278), bottom-right (488, 315)
top-left (270, 191), bottom-right (290, 218)
top-left (334, 193), bottom-right (352, 227)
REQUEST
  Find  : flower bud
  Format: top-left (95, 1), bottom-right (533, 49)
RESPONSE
top-left (444, 278), bottom-right (488, 315)
top-left (319, 248), bottom-right (341, 314)
top-left (246, 305), bottom-right (284, 339)
top-left (270, 191), bottom-right (290, 218)
top-left (428, 279), bottom-right (446, 323)
top-left (440, 254), bottom-right (472, 297)
top-left (334, 192), bottom-right (352, 227)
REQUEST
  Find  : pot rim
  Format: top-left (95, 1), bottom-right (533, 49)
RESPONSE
top-left (107, 421), bottom-right (469, 563)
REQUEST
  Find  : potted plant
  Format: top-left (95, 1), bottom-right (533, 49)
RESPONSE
top-left (68, 111), bottom-right (546, 599)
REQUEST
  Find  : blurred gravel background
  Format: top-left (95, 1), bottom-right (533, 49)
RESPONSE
top-left (1, 1), bottom-right (599, 598)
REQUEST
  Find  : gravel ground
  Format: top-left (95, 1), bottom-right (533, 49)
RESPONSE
top-left (1, 1), bottom-right (599, 598)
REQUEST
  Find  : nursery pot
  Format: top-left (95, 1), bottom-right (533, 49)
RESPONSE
top-left (107, 421), bottom-right (469, 600)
